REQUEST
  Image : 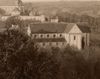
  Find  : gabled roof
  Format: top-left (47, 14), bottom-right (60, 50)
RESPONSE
top-left (30, 22), bottom-right (90, 34)
top-left (77, 23), bottom-right (91, 33)
top-left (30, 23), bottom-right (70, 33)
top-left (0, 0), bottom-right (18, 6)
top-left (64, 23), bottom-right (75, 33)
top-left (33, 38), bottom-right (66, 42)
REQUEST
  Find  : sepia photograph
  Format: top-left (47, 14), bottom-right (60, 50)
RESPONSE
top-left (0, 0), bottom-right (100, 79)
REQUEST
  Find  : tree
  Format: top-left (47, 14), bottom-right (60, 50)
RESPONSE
top-left (0, 8), bottom-right (6, 16)
top-left (0, 29), bottom-right (29, 79)
top-left (0, 28), bottom-right (59, 79)
top-left (5, 16), bottom-right (28, 33)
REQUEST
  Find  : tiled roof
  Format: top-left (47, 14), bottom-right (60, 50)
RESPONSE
top-left (64, 23), bottom-right (75, 33)
top-left (30, 23), bottom-right (73, 33)
top-left (77, 23), bottom-right (91, 33)
top-left (0, 0), bottom-right (18, 6)
top-left (30, 22), bottom-right (90, 33)
top-left (33, 38), bottom-right (66, 42)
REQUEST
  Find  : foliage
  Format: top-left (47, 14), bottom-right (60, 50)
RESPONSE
top-left (1, 18), bottom-right (100, 79)
top-left (0, 29), bottom-right (59, 79)
top-left (55, 12), bottom-right (100, 32)
top-left (24, 1), bottom-right (100, 32)
top-left (5, 16), bottom-right (23, 28)
top-left (0, 8), bottom-right (6, 15)
top-left (0, 29), bottom-right (100, 79)
top-left (5, 16), bottom-right (30, 34)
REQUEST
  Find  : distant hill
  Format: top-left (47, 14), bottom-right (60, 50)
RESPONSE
top-left (24, 1), bottom-right (100, 17)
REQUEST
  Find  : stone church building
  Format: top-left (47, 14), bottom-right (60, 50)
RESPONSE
top-left (27, 23), bottom-right (90, 50)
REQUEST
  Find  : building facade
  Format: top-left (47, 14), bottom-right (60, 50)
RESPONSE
top-left (19, 15), bottom-right (46, 22)
top-left (0, 15), bottom-right (46, 22)
top-left (27, 23), bottom-right (90, 50)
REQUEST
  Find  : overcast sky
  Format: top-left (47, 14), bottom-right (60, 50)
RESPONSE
top-left (22, 0), bottom-right (100, 2)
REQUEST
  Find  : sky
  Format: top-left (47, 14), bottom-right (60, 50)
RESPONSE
top-left (22, 0), bottom-right (100, 2)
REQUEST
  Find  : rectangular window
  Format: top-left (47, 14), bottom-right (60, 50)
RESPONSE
top-left (74, 36), bottom-right (76, 40)
top-left (49, 42), bottom-right (52, 46)
top-left (43, 43), bottom-right (45, 46)
top-left (62, 42), bottom-right (65, 45)
top-left (56, 42), bottom-right (58, 46)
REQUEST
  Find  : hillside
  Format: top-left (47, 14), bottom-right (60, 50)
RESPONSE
top-left (24, 1), bottom-right (100, 17)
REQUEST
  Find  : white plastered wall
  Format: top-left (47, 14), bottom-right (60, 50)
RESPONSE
top-left (68, 24), bottom-right (82, 50)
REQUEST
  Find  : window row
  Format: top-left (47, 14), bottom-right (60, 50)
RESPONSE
top-left (40, 42), bottom-right (66, 47)
top-left (33, 34), bottom-right (63, 38)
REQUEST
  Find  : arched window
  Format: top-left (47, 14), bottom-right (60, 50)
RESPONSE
top-left (47, 34), bottom-right (49, 38)
top-left (53, 34), bottom-right (56, 38)
top-left (40, 35), bottom-right (43, 38)
top-left (60, 34), bottom-right (62, 37)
